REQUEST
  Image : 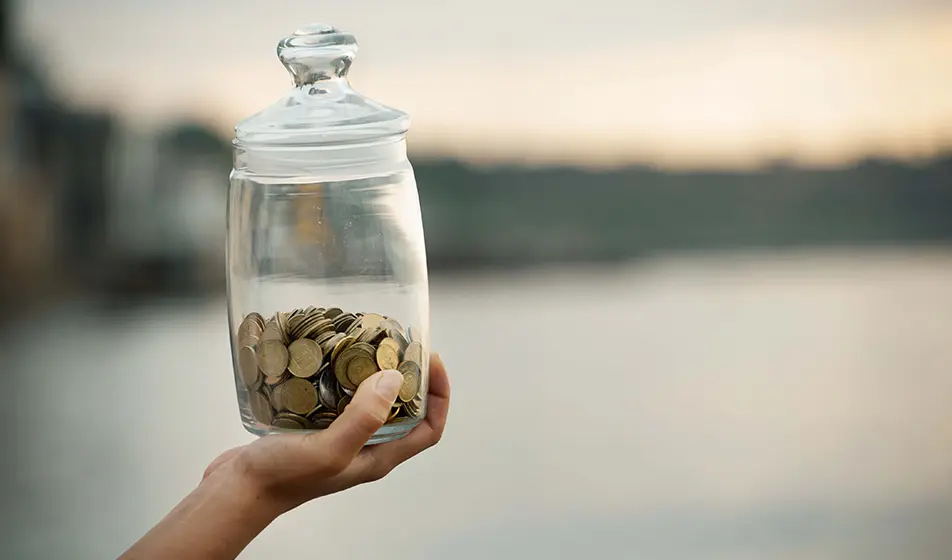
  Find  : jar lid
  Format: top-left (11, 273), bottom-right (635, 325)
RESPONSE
top-left (234, 24), bottom-right (409, 148)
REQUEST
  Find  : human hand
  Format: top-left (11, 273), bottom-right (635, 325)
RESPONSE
top-left (203, 352), bottom-right (450, 514)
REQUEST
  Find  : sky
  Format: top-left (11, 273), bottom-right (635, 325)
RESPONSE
top-left (14, 0), bottom-right (952, 169)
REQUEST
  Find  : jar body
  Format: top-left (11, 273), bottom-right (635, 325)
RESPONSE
top-left (226, 143), bottom-right (429, 443)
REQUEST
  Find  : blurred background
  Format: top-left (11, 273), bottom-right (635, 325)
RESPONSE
top-left (3, 0), bottom-right (952, 558)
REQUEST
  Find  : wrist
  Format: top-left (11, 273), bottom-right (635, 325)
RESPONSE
top-left (209, 461), bottom-right (288, 523)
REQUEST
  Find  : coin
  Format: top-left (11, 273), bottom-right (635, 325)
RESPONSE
top-left (331, 335), bottom-right (356, 365)
top-left (376, 343), bottom-right (400, 370)
top-left (321, 332), bottom-right (345, 355)
top-left (269, 382), bottom-right (285, 409)
top-left (361, 313), bottom-right (385, 329)
top-left (388, 406), bottom-right (401, 421)
top-left (404, 398), bottom-right (421, 418)
top-left (277, 312), bottom-right (290, 340)
top-left (334, 347), bottom-right (360, 391)
top-left (323, 307), bottom-right (343, 319)
top-left (279, 378), bottom-right (319, 415)
top-left (272, 415), bottom-right (304, 430)
top-left (257, 339), bottom-right (289, 377)
top-left (333, 313), bottom-right (356, 331)
top-left (318, 366), bottom-right (341, 409)
top-left (238, 346), bottom-right (261, 388)
top-left (358, 326), bottom-right (386, 345)
top-left (238, 313), bottom-right (264, 346)
top-left (312, 318), bottom-right (336, 337)
top-left (287, 339), bottom-right (323, 378)
top-left (404, 341), bottom-right (423, 366)
top-left (337, 395), bottom-right (351, 415)
top-left (288, 313), bottom-right (305, 335)
top-left (378, 336), bottom-right (400, 354)
top-left (310, 412), bottom-right (338, 429)
top-left (349, 341), bottom-right (374, 355)
top-left (260, 323), bottom-right (284, 343)
top-left (313, 330), bottom-right (337, 349)
top-left (249, 390), bottom-right (274, 424)
top-left (397, 361), bottom-right (421, 402)
top-left (346, 316), bottom-right (364, 333)
top-left (347, 355), bottom-right (379, 387)
top-left (388, 329), bottom-right (409, 352)
top-left (264, 372), bottom-right (285, 387)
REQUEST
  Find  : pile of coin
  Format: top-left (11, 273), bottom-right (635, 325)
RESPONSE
top-left (235, 306), bottom-right (425, 431)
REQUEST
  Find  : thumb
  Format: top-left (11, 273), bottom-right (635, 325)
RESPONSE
top-left (321, 369), bottom-right (403, 460)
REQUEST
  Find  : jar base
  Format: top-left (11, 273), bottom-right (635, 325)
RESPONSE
top-left (241, 417), bottom-right (423, 445)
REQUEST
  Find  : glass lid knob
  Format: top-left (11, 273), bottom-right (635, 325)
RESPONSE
top-left (277, 23), bottom-right (359, 86)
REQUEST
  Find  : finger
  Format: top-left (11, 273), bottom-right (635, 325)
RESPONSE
top-left (202, 445), bottom-right (246, 481)
top-left (427, 352), bottom-right (451, 400)
top-left (317, 369), bottom-right (403, 466)
top-left (349, 353), bottom-right (451, 480)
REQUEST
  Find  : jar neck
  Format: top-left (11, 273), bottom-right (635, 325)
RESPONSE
top-left (232, 136), bottom-right (410, 181)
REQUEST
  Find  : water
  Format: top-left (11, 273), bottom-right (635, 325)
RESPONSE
top-left (5, 249), bottom-right (952, 559)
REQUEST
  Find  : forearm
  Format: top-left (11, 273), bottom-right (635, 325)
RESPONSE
top-left (119, 466), bottom-right (282, 560)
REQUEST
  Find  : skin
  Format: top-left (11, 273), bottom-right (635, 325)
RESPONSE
top-left (119, 352), bottom-right (451, 560)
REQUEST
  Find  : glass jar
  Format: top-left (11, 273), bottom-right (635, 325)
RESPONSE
top-left (226, 24), bottom-right (429, 444)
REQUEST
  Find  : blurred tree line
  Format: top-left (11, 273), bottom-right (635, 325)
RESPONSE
top-left (414, 156), bottom-right (952, 269)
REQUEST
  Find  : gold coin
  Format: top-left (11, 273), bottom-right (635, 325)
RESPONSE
top-left (376, 343), bottom-right (400, 370)
top-left (346, 320), bottom-right (364, 336)
top-left (334, 347), bottom-right (360, 391)
top-left (280, 378), bottom-right (319, 415)
top-left (361, 313), bottom-right (385, 329)
top-left (337, 395), bottom-right (351, 415)
top-left (314, 329), bottom-right (336, 343)
top-left (404, 341), bottom-right (424, 366)
top-left (277, 312), bottom-right (290, 340)
top-left (269, 382), bottom-right (286, 410)
top-left (357, 326), bottom-right (386, 345)
top-left (256, 340), bottom-right (289, 377)
top-left (274, 412), bottom-right (312, 429)
top-left (249, 390), bottom-right (274, 424)
top-left (272, 415), bottom-right (304, 430)
top-left (350, 341), bottom-right (376, 356)
top-left (378, 337), bottom-right (402, 357)
top-left (311, 318), bottom-right (336, 337)
top-left (323, 307), bottom-right (343, 319)
top-left (311, 412), bottom-right (337, 430)
top-left (397, 361), bottom-right (421, 402)
top-left (237, 313), bottom-right (264, 346)
top-left (238, 346), bottom-right (261, 388)
top-left (260, 323), bottom-right (284, 343)
top-left (332, 313), bottom-right (356, 332)
top-left (287, 313), bottom-right (305, 336)
top-left (331, 335), bottom-right (357, 365)
top-left (388, 405), bottom-right (401, 421)
top-left (287, 339), bottom-right (323, 378)
top-left (264, 372), bottom-right (285, 387)
top-left (321, 332), bottom-right (345, 356)
top-left (346, 355), bottom-right (379, 387)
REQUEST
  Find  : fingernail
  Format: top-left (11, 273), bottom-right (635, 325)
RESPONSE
top-left (375, 369), bottom-right (403, 402)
